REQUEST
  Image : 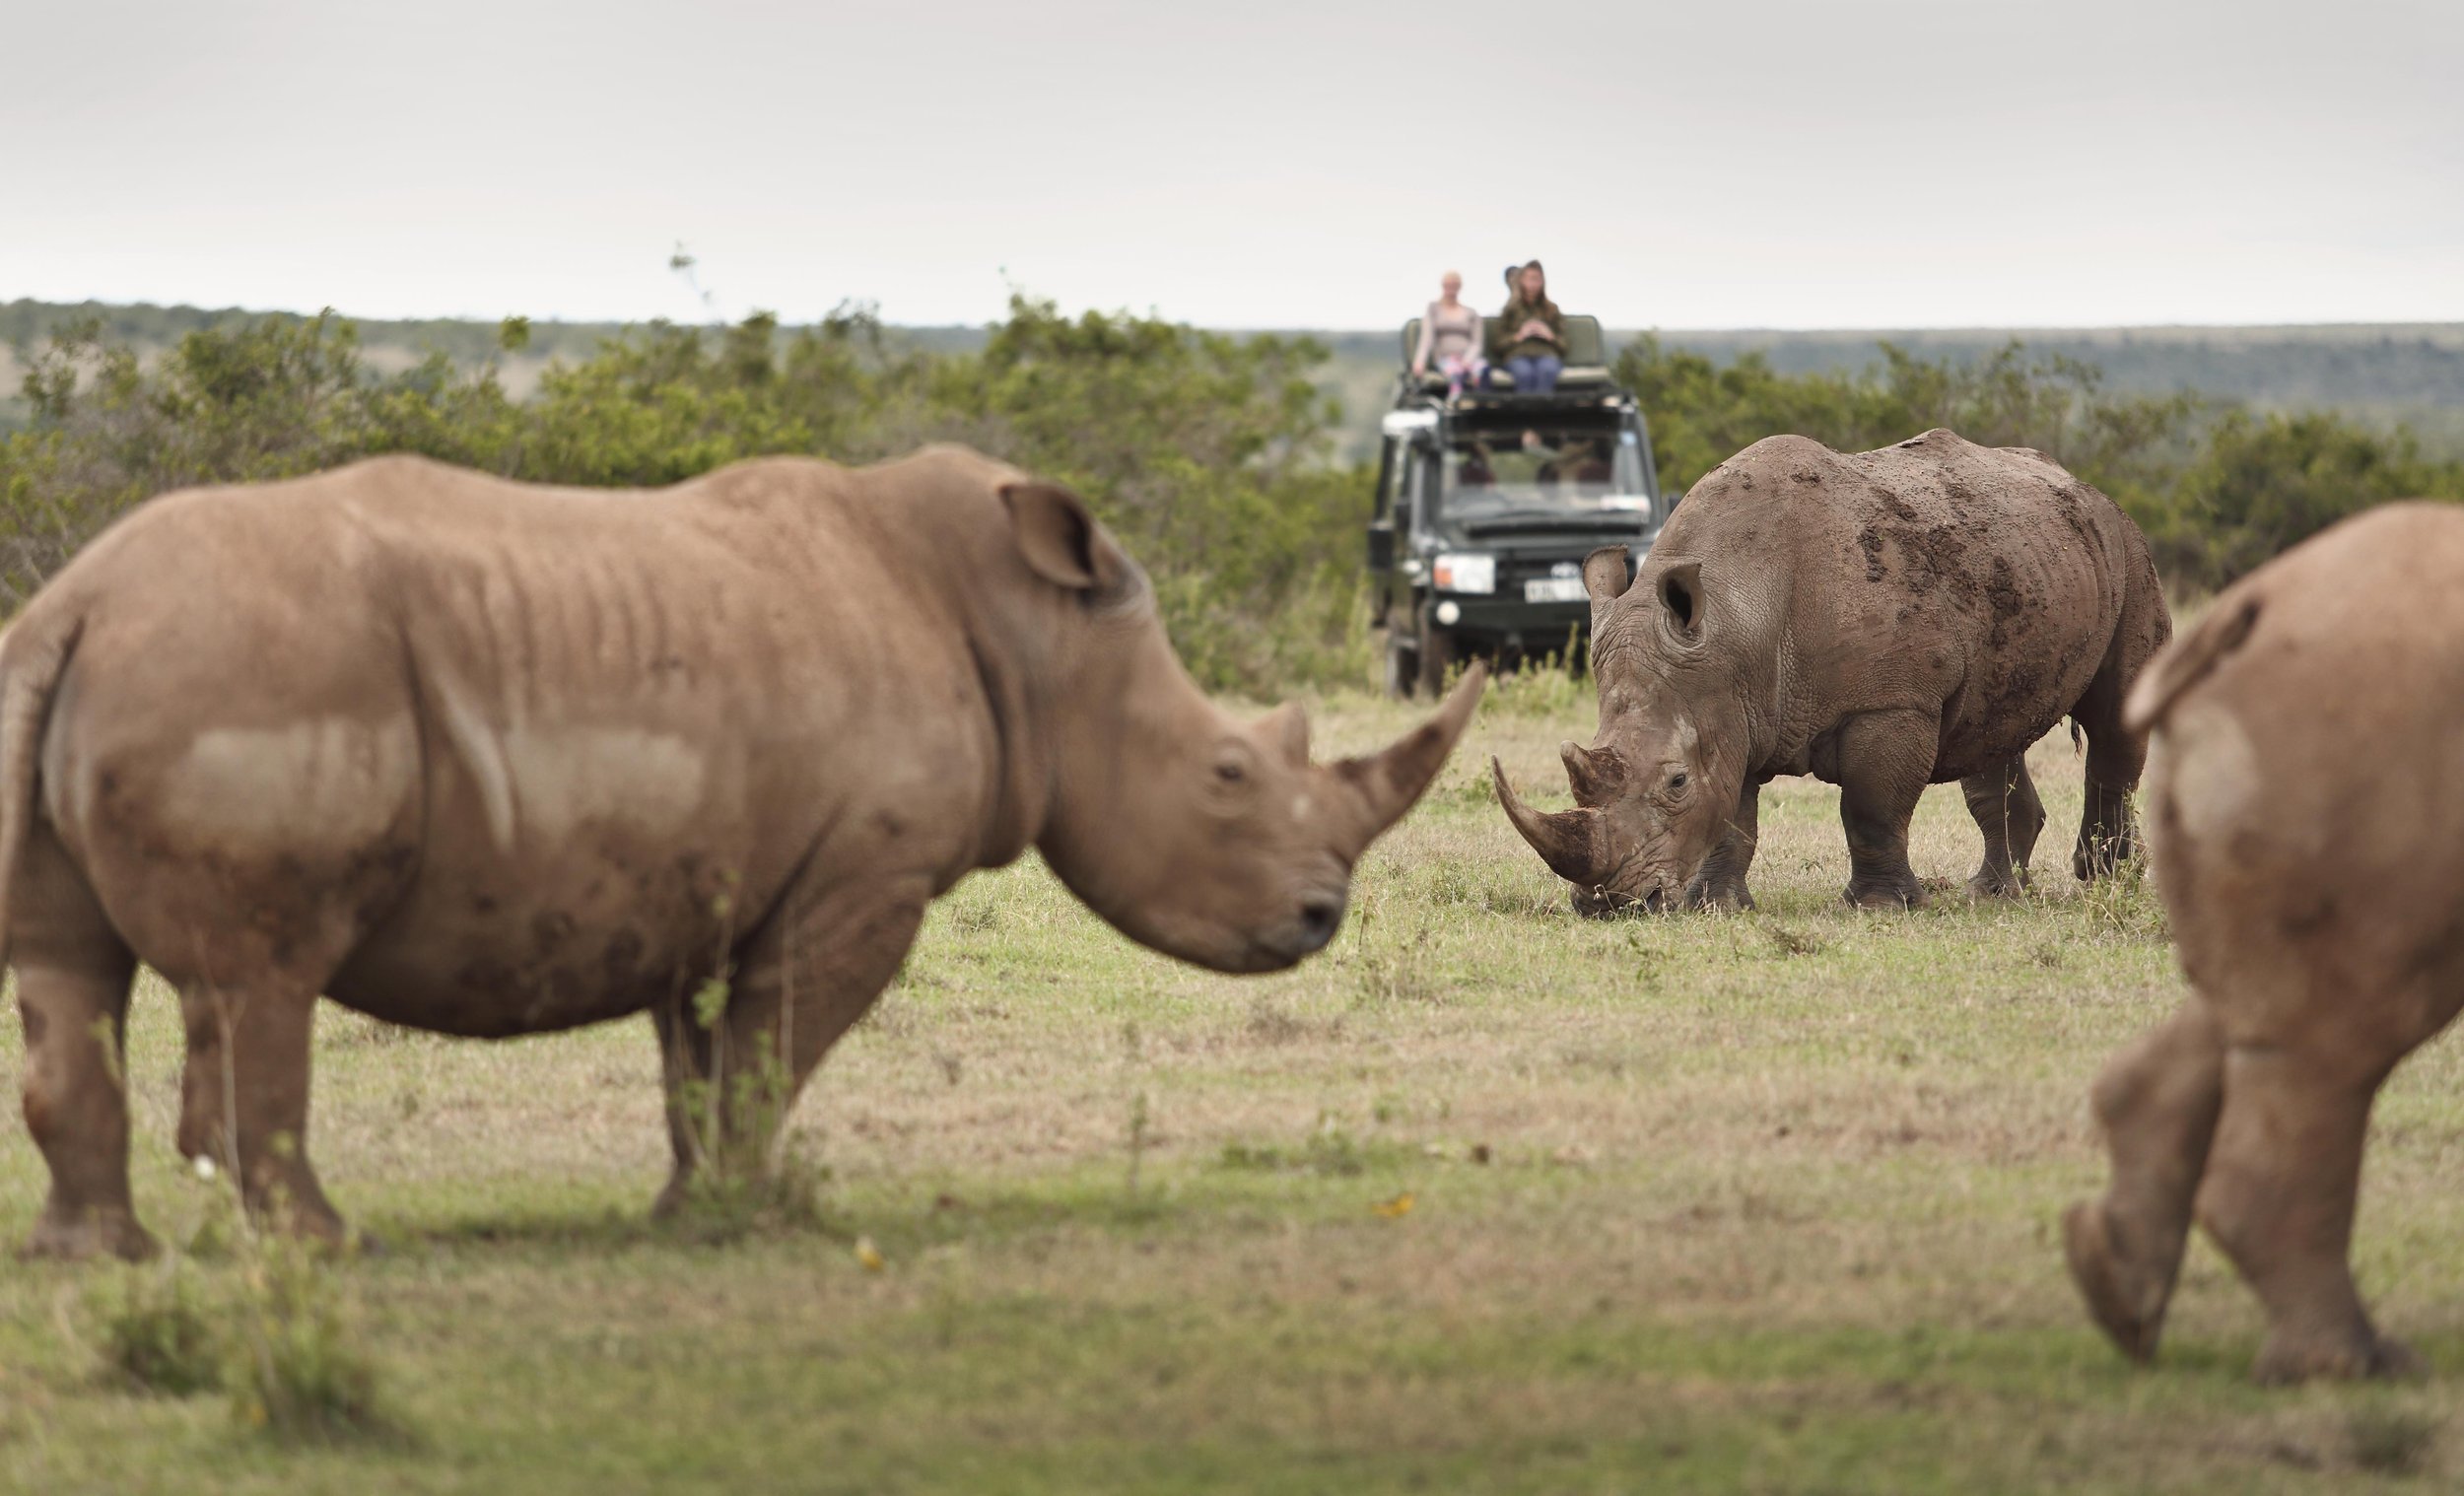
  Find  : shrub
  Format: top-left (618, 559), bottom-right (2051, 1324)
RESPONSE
top-left (1, 296), bottom-right (1365, 697)
top-left (89, 1262), bottom-right (223, 1395)
top-left (13, 299), bottom-right (2461, 699)
top-left (2152, 409), bottom-right (2464, 589)
top-left (1613, 332), bottom-right (2463, 597)
top-left (224, 1228), bottom-right (391, 1442)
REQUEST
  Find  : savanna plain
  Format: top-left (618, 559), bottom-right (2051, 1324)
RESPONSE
top-left (3, 668), bottom-right (2460, 1494)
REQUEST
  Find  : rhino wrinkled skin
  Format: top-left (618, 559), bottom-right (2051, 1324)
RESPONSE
top-left (1495, 429), bottom-right (2171, 914)
top-left (2067, 503), bottom-right (2463, 1384)
top-left (0, 446), bottom-right (1484, 1258)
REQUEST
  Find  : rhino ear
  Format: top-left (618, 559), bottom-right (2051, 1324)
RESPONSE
top-left (1657, 559), bottom-right (1707, 646)
top-left (1581, 546), bottom-right (1633, 608)
top-left (1001, 481), bottom-right (1123, 593)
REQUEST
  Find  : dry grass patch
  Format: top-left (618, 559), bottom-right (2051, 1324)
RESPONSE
top-left (1, 691), bottom-right (2459, 1492)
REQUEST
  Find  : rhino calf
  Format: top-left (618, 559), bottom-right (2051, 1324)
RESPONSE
top-left (1, 447), bottom-right (1484, 1258)
top-left (2067, 503), bottom-right (2464, 1383)
top-left (1496, 429), bottom-right (2170, 913)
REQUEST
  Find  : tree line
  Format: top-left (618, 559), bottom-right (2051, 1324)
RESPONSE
top-left (5, 301), bottom-right (2459, 694)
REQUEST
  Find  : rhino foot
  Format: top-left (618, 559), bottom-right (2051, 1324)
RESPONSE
top-left (1965, 866), bottom-right (2030, 900)
top-left (1843, 875), bottom-right (1927, 911)
top-left (20, 1206), bottom-right (160, 1264)
top-left (1683, 877), bottom-right (1755, 913)
top-left (2253, 1327), bottom-right (2423, 1386)
top-left (2062, 1199), bottom-right (2167, 1365)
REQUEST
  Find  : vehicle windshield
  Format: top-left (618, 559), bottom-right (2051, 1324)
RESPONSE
top-left (1440, 423), bottom-right (1651, 516)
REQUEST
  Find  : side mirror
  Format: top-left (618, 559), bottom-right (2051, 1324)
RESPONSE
top-left (1367, 520), bottom-right (1397, 573)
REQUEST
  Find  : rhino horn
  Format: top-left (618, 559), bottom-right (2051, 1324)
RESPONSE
top-left (1334, 662), bottom-right (1487, 851)
top-left (1493, 756), bottom-right (1615, 887)
top-left (1560, 739), bottom-right (1622, 804)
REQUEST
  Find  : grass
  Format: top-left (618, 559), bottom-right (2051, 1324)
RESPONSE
top-left (4, 686), bottom-right (2463, 1492)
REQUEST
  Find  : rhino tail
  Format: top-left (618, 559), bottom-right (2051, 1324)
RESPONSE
top-left (2122, 594), bottom-right (2260, 737)
top-left (0, 610), bottom-right (80, 973)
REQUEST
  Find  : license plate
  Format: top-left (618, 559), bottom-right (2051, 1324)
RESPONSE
top-left (1523, 577), bottom-right (1588, 603)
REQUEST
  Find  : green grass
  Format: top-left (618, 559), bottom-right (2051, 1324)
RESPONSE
top-left (4, 686), bottom-right (2462, 1492)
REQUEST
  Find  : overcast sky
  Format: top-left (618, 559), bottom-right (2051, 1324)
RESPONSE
top-left (4, 0), bottom-right (2458, 330)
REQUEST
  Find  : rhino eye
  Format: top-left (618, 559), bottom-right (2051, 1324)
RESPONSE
top-left (1669, 772), bottom-right (1688, 791)
top-left (1215, 761), bottom-right (1247, 784)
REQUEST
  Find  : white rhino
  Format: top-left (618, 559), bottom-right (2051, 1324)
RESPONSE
top-left (2067, 502), bottom-right (2463, 1382)
top-left (0, 447), bottom-right (1483, 1258)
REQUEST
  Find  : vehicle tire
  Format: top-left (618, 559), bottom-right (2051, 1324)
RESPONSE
top-left (1384, 628), bottom-right (1421, 700)
top-left (1414, 605), bottom-right (1457, 697)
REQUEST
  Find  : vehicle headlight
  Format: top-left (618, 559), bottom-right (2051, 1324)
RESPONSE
top-left (1432, 553), bottom-right (1495, 594)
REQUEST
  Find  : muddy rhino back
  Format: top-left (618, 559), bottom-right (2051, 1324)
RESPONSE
top-left (1836, 432), bottom-right (2154, 779)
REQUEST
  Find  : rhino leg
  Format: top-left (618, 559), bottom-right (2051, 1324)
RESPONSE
top-left (2063, 1000), bottom-right (2224, 1364)
top-left (1960, 756), bottom-right (2045, 899)
top-left (176, 984), bottom-right (349, 1246)
top-left (15, 834), bottom-right (152, 1261)
top-left (2071, 657), bottom-right (2150, 882)
top-left (1683, 780), bottom-right (1759, 911)
top-left (2195, 1044), bottom-right (2417, 1384)
top-left (652, 872), bottom-right (933, 1215)
top-left (1834, 711), bottom-right (1936, 910)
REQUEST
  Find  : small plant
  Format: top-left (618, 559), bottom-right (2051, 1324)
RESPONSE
top-left (1485, 645), bottom-right (1589, 718)
top-left (2078, 841), bottom-right (2169, 942)
top-left (1758, 921), bottom-right (1825, 958)
top-left (89, 1261), bottom-right (223, 1396)
top-left (1217, 1114), bottom-right (1382, 1177)
top-left (224, 1223), bottom-right (391, 1442)
top-left (1125, 1090), bottom-right (1153, 1193)
top-left (2347, 1401), bottom-right (2438, 1477)
top-left (1121, 1019), bottom-right (1154, 1193)
top-left (659, 894), bottom-right (833, 1237)
top-left (1351, 901), bottom-right (1440, 1006)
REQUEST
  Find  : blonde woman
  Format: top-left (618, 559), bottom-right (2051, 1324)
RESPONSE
top-left (1409, 271), bottom-right (1484, 397)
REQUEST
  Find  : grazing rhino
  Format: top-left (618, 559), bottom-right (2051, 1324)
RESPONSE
top-left (1494, 428), bottom-right (2169, 914)
top-left (2067, 503), bottom-right (2462, 1383)
top-left (0, 447), bottom-right (1485, 1258)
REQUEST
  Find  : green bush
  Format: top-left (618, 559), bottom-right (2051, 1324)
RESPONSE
top-left (0, 297), bottom-right (1366, 696)
top-left (1613, 333), bottom-right (2461, 593)
top-left (89, 1262), bottom-right (224, 1396)
top-left (225, 1229), bottom-right (391, 1442)
top-left (1612, 334), bottom-right (2199, 507)
top-left (2153, 408), bottom-right (2464, 589)
top-left (11, 300), bottom-right (2460, 698)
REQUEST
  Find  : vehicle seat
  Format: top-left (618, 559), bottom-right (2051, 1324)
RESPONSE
top-left (1398, 315), bottom-right (1613, 393)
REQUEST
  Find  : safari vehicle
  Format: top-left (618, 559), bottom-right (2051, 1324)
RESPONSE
top-left (1367, 313), bottom-right (1674, 696)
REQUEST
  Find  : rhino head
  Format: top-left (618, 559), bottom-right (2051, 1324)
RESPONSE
top-left (1492, 545), bottom-right (1747, 917)
top-left (994, 480), bottom-right (1485, 971)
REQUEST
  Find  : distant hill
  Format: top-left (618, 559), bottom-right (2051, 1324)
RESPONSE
top-left (1305, 323), bottom-right (2464, 462)
top-left (8, 299), bottom-right (2462, 460)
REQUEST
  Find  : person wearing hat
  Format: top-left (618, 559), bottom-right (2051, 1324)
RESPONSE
top-left (1489, 260), bottom-right (1564, 394)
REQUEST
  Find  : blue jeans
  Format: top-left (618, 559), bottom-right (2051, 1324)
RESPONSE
top-left (1507, 354), bottom-right (1562, 393)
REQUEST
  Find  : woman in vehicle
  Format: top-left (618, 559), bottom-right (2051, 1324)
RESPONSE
top-left (1409, 271), bottom-right (1484, 398)
top-left (1491, 260), bottom-right (1564, 393)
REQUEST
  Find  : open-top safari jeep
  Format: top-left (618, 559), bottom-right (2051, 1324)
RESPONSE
top-left (1368, 314), bottom-right (1675, 696)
